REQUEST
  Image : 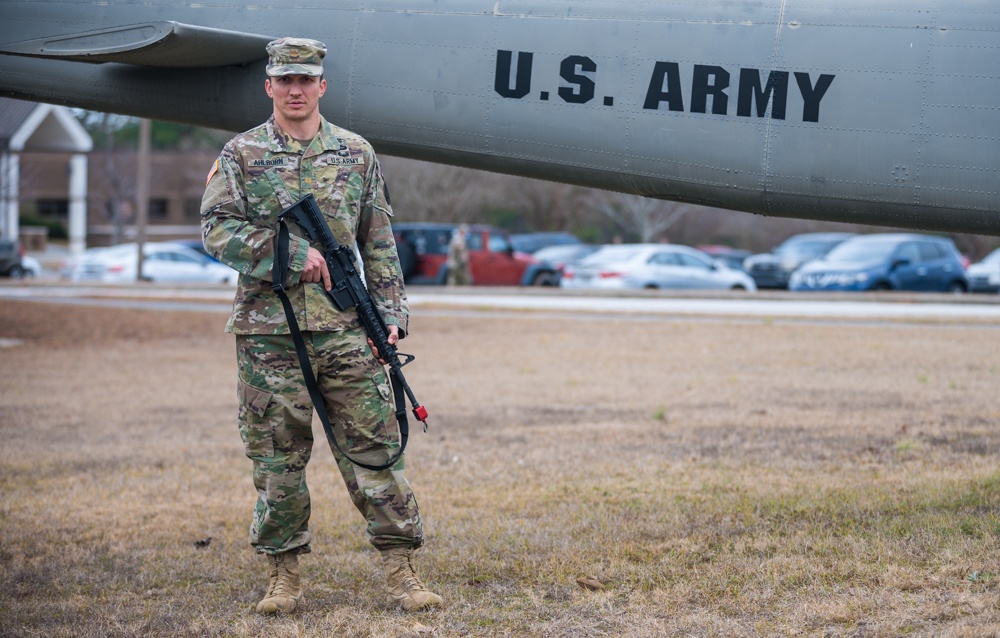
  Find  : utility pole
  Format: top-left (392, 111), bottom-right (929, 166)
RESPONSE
top-left (135, 118), bottom-right (151, 281)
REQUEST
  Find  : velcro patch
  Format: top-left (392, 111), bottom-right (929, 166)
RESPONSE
top-left (249, 158), bottom-right (290, 168)
top-left (205, 159), bottom-right (219, 185)
top-left (329, 157), bottom-right (363, 166)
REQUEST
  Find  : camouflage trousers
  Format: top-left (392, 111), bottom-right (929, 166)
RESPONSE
top-left (235, 329), bottom-right (423, 555)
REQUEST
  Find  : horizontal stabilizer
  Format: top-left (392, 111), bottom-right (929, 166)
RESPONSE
top-left (0, 21), bottom-right (274, 68)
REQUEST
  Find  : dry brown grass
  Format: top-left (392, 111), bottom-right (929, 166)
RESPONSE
top-left (2, 298), bottom-right (999, 637)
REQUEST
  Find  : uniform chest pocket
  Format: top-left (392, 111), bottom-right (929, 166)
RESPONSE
top-left (313, 170), bottom-right (363, 233)
top-left (246, 167), bottom-right (296, 226)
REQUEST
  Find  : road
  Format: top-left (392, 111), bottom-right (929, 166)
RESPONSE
top-left (2, 282), bottom-right (1000, 326)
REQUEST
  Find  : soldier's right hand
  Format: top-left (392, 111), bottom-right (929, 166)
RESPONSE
top-left (302, 246), bottom-right (332, 291)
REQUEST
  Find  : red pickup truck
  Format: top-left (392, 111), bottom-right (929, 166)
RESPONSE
top-left (392, 222), bottom-right (558, 286)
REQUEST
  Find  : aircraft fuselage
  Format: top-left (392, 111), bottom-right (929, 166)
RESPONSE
top-left (1, 1), bottom-right (997, 234)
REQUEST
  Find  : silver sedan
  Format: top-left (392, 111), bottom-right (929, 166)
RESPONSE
top-left (560, 244), bottom-right (757, 291)
top-left (65, 242), bottom-right (238, 285)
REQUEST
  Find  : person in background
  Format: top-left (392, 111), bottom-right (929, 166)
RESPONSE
top-left (446, 224), bottom-right (472, 285)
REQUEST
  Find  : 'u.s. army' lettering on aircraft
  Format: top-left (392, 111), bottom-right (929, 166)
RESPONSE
top-left (495, 51), bottom-right (836, 123)
top-left (1, 1), bottom-right (997, 234)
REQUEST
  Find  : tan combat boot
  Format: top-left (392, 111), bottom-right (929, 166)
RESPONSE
top-left (381, 546), bottom-right (443, 611)
top-left (255, 551), bottom-right (303, 614)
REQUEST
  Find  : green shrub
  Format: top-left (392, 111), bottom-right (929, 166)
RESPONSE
top-left (19, 214), bottom-right (67, 240)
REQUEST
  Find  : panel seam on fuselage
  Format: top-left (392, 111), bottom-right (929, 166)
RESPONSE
top-left (765, 0), bottom-right (789, 216)
top-left (486, 8), bottom-right (498, 159)
top-left (916, 9), bottom-right (932, 210)
top-left (347, 7), bottom-right (362, 131)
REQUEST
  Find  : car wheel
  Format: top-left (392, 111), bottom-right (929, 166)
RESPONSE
top-left (730, 284), bottom-right (747, 291)
top-left (7, 264), bottom-right (25, 279)
top-left (873, 282), bottom-right (892, 291)
top-left (643, 284), bottom-right (659, 290)
top-left (531, 271), bottom-right (559, 286)
top-left (948, 281), bottom-right (967, 294)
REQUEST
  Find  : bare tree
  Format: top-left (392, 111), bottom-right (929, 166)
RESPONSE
top-left (511, 179), bottom-right (595, 231)
top-left (381, 157), bottom-right (509, 223)
top-left (78, 112), bottom-right (136, 244)
top-left (597, 193), bottom-right (692, 243)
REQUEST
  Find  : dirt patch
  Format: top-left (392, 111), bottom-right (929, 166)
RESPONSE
top-left (0, 299), bottom-right (228, 347)
top-left (2, 299), bottom-right (999, 638)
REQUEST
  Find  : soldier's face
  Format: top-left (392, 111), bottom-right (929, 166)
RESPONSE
top-left (265, 74), bottom-right (327, 123)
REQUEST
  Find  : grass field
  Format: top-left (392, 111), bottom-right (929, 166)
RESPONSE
top-left (1, 298), bottom-right (999, 637)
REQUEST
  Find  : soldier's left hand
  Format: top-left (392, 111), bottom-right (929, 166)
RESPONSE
top-left (369, 325), bottom-right (399, 364)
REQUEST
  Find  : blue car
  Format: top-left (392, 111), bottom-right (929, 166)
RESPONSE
top-left (789, 233), bottom-right (968, 293)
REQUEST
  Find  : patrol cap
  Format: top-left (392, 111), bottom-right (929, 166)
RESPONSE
top-left (266, 37), bottom-right (327, 77)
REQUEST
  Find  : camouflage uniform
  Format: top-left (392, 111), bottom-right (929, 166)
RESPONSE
top-left (201, 113), bottom-right (422, 554)
top-left (446, 225), bottom-right (472, 285)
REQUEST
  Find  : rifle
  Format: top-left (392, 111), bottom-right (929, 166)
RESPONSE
top-left (272, 193), bottom-right (428, 471)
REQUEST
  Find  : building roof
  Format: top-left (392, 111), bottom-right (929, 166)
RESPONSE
top-left (0, 97), bottom-right (92, 152)
top-left (0, 97), bottom-right (41, 144)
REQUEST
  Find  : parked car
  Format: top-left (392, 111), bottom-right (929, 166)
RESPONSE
top-left (560, 244), bottom-right (757, 291)
top-left (789, 233), bottom-right (968, 292)
top-left (533, 243), bottom-right (601, 269)
top-left (510, 231), bottom-right (582, 254)
top-left (966, 247), bottom-right (1000, 293)
top-left (696, 244), bottom-right (753, 271)
top-left (532, 244), bottom-right (602, 285)
top-left (20, 255), bottom-right (41, 277)
top-left (0, 239), bottom-right (27, 278)
top-left (392, 222), bottom-right (559, 286)
top-left (65, 242), bottom-right (238, 284)
top-left (744, 232), bottom-right (855, 288)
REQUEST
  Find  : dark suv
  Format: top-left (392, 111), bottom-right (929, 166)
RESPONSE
top-left (0, 239), bottom-right (26, 278)
top-left (392, 222), bottom-right (559, 286)
top-left (744, 232), bottom-right (855, 289)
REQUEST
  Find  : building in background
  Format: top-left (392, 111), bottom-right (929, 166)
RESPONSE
top-left (80, 148), bottom-right (216, 247)
top-left (0, 97), bottom-right (92, 258)
top-left (4, 98), bottom-right (219, 253)
top-left (19, 148), bottom-right (217, 247)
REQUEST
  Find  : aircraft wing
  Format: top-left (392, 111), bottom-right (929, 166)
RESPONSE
top-left (0, 1), bottom-right (996, 235)
top-left (0, 21), bottom-right (274, 68)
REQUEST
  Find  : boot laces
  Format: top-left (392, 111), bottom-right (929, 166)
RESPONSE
top-left (264, 563), bottom-right (280, 597)
top-left (396, 555), bottom-right (427, 593)
top-left (267, 556), bottom-right (297, 598)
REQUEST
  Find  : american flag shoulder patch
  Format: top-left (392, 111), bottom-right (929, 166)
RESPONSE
top-left (206, 159), bottom-right (219, 185)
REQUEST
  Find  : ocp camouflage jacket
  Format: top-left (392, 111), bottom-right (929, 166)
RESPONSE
top-left (201, 116), bottom-right (408, 336)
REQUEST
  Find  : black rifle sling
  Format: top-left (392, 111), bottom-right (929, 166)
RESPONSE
top-left (271, 219), bottom-right (408, 472)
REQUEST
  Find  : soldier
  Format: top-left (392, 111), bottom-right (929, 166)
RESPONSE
top-left (446, 224), bottom-right (472, 285)
top-left (201, 37), bottom-right (442, 615)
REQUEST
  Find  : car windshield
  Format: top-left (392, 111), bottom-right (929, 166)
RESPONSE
top-left (823, 238), bottom-right (899, 262)
top-left (580, 246), bottom-right (644, 265)
top-left (979, 248), bottom-right (1000, 265)
top-left (776, 240), bottom-right (837, 260)
top-left (535, 245), bottom-right (592, 262)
